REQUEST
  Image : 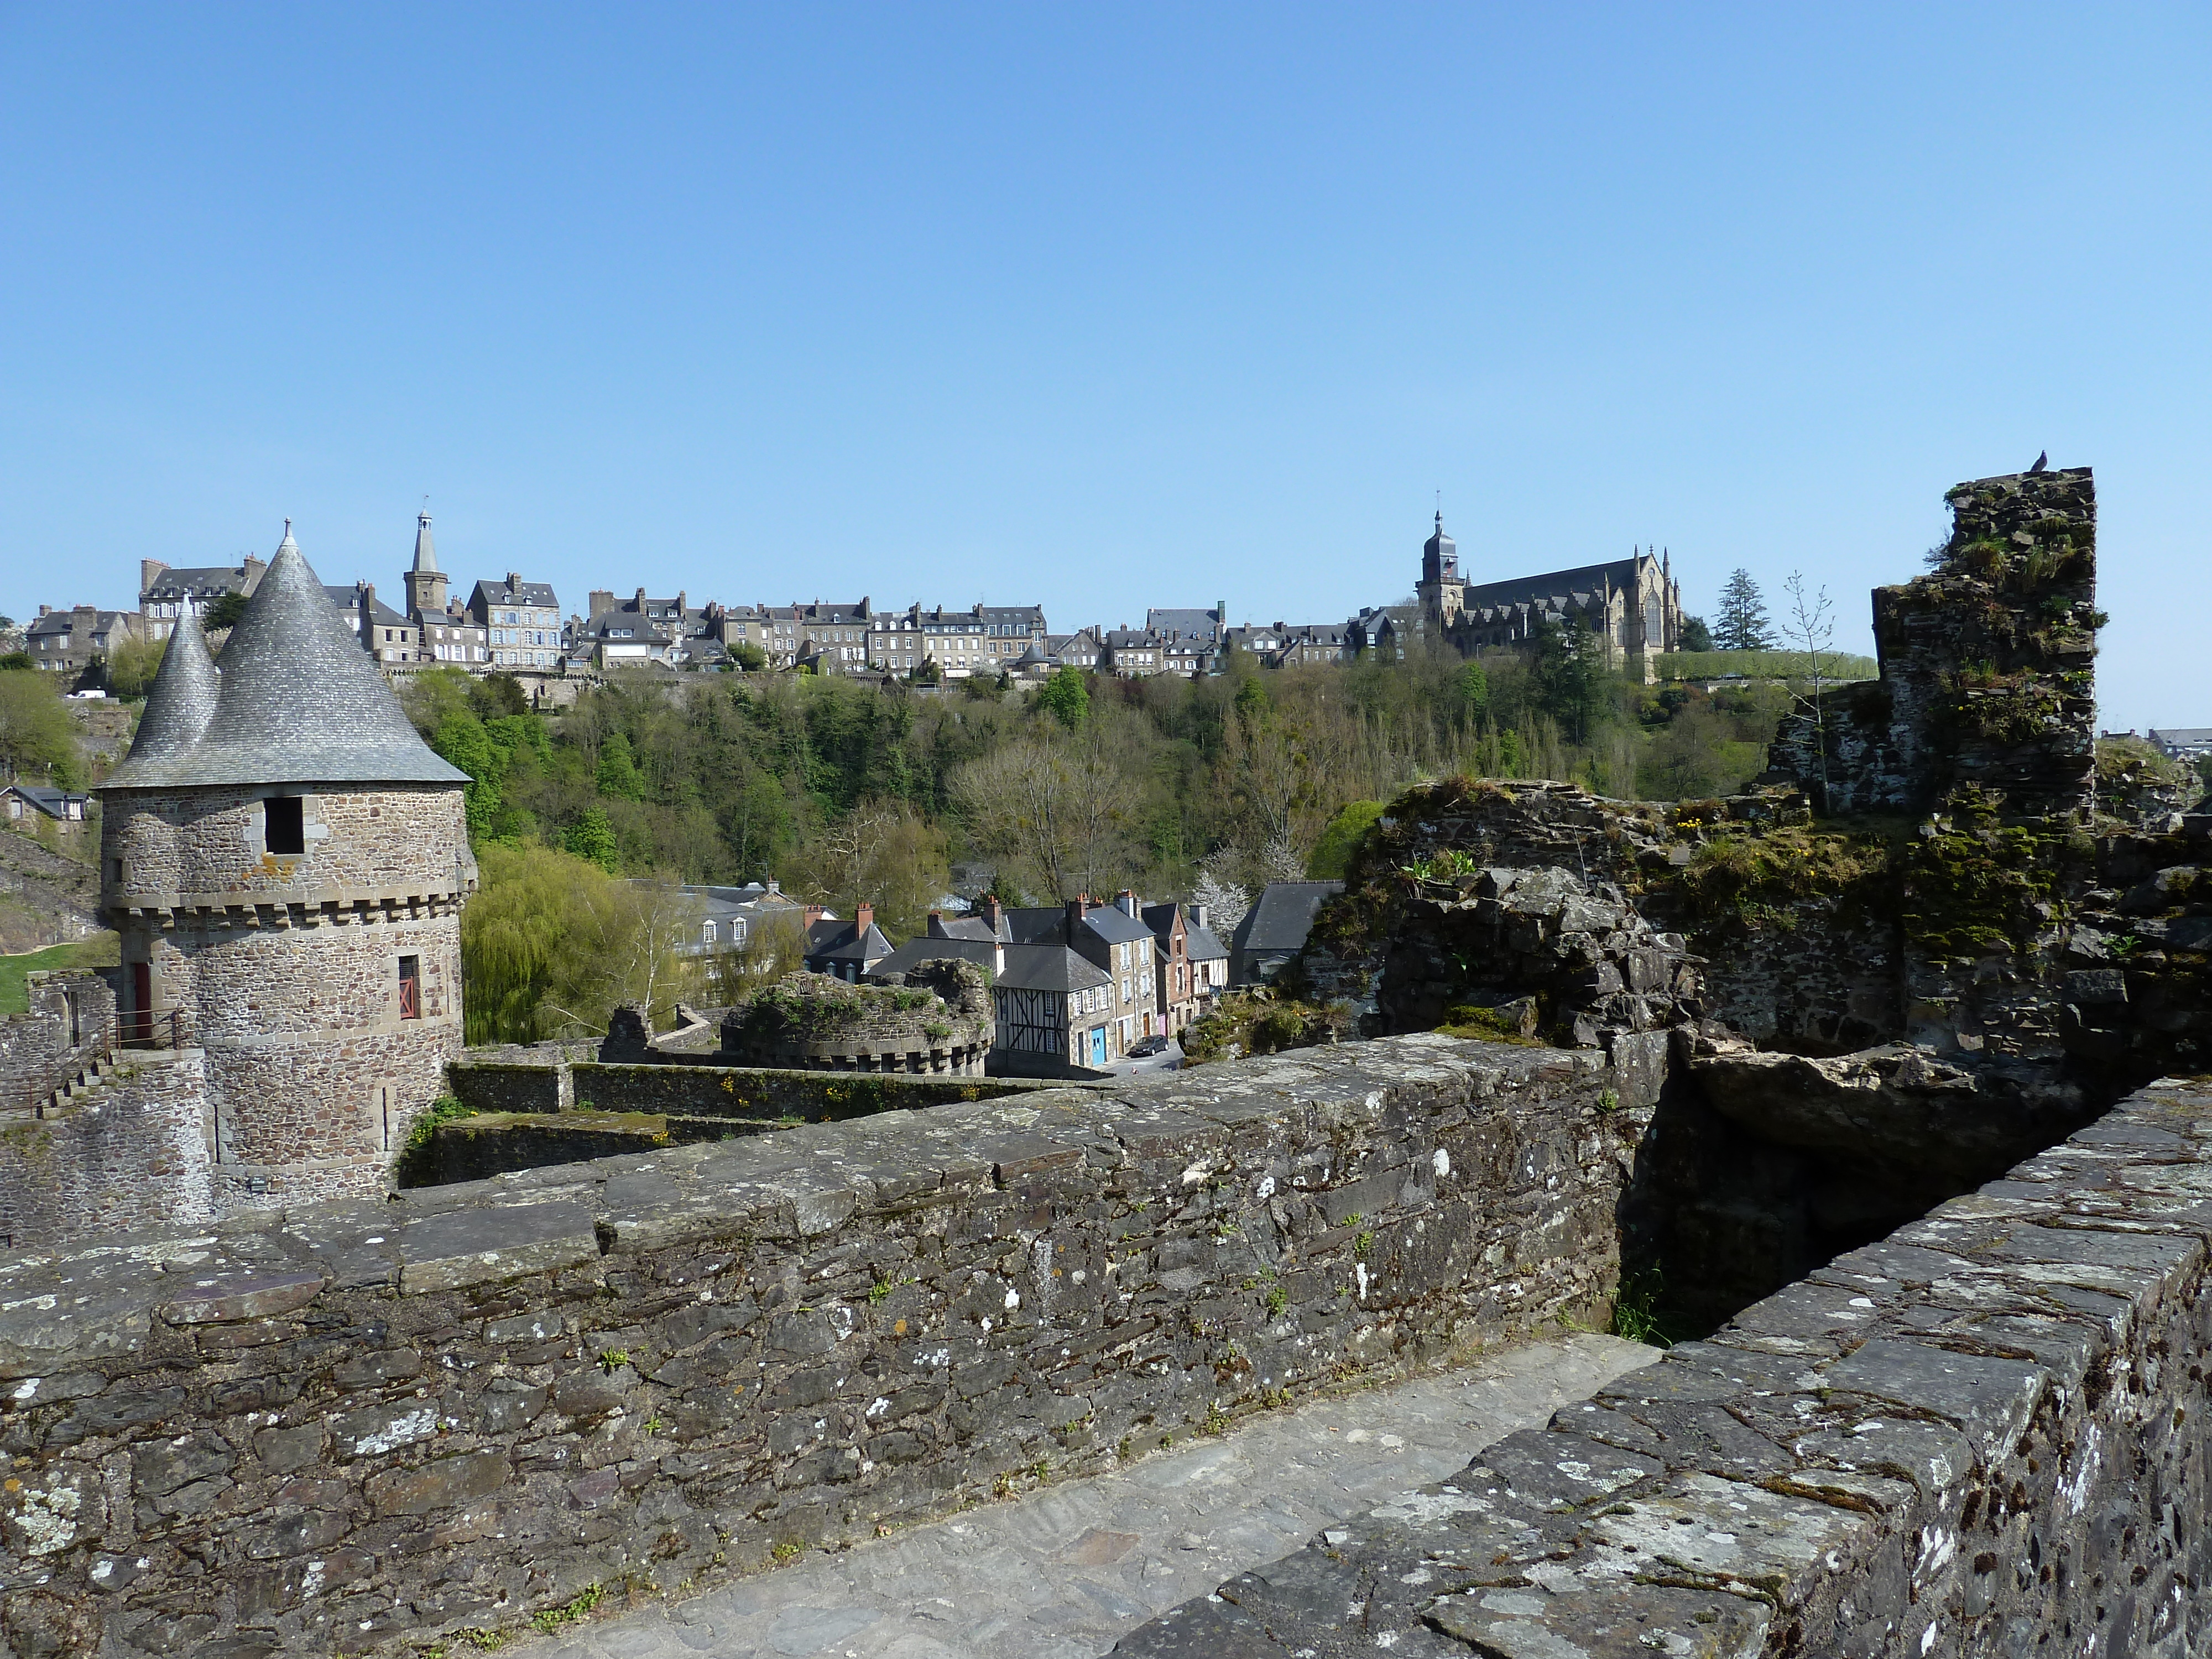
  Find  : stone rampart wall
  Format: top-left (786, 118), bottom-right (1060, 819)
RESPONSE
top-left (0, 1049), bottom-right (210, 1249)
top-left (0, 1035), bottom-right (1652, 1656)
top-left (1115, 1074), bottom-right (2212, 1659)
top-left (0, 971), bottom-right (115, 1112)
top-left (445, 1053), bottom-right (1077, 1128)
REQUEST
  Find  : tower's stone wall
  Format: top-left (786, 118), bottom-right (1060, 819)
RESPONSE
top-left (105, 782), bottom-right (471, 907)
top-left (101, 782), bottom-right (469, 1215)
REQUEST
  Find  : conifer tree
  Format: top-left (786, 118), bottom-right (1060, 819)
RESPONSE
top-left (1713, 570), bottom-right (1776, 651)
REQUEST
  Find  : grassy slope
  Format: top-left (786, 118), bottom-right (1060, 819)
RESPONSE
top-left (0, 933), bottom-right (119, 1016)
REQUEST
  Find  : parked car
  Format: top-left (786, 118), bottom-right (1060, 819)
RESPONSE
top-left (1130, 1034), bottom-right (1171, 1057)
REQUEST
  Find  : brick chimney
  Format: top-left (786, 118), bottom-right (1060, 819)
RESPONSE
top-left (927, 909), bottom-right (946, 937)
top-left (1066, 895), bottom-right (1089, 936)
top-left (804, 904), bottom-right (825, 928)
top-left (855, 901), bottom-right (875, 937)
top-left (980, 894), bottom-right (1003, 936)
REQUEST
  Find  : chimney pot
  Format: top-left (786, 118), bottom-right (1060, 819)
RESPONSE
top-left (855, 901), bottom-right (875, 935)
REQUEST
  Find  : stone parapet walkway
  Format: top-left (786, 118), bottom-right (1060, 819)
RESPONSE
top-left (505, 1333), bottom-right (1654, 1659)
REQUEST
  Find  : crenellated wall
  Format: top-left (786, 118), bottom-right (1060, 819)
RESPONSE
top-left (0, 1036), bottom-right (1655, 1657)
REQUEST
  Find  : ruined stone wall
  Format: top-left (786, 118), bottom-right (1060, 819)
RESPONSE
top-left (0, 971), bottom-right (114, 1112)
top-left (720, 965), bottom-right (993, 1075)
top-left (1114, 1075), bottom-right (2212, 1659)
top-left (1771, 468), bottom-right (2100, 820)
top-left (0, 1036), bottom-right (1654, 1657)
top-left (444, 1053), bottom-right (1069, 1127)
top-left (0, 1050), bottom-right (210, 1249)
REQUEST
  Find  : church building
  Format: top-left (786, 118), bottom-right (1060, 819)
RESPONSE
top-left (1412, 513), bottom-right (1687, 682)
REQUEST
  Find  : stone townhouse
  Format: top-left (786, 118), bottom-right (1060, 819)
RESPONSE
top-left (748, 599), bottom-right (870, 674)
top-left (874, 912), bottom-right (1119, 1074)
top-left (1274, 622), bottom-right (1355, 666)
top-left (400, 512), bottom-right (490, 669)
top-left (325, 582), bottom-right (419, 665)
top-left (1147, 606), bottom-right (1227, 677)
top-left (139, 555), bottom-right (266, 642)
top-left (1140, 900), bottom-right (1202, 1035)
top-left (1100, 627), bottom-right (1167, 677)
top-left (1230, 880), bottom-right (1344, 985)
top-left (1186, 903), bottom-right (1230, 1001)
top-left (570, 587), bottom-right (724, 671)
top-left (801, 902), bottom-right (894, 980)
top-left (471, 574), bottom-right (564, 670)
top-left (868, 603), bottom-right (1048, 680)
top-left (23, 604), bottom-right (142, 677)
top-left (912, 892), bottom-right (1160, 1059)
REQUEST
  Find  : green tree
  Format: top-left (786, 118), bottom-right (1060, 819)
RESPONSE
top-left (0, 671), bottom-right (77, 784)
top-left (1308, 800), bottom-right (1384, 879)
top-left (105, 633), bottom-right (168, 701)
top-left (1455, 661), bottom-right (1489, 719)
top-left (1677, 614), bottom-right (1714, 652)
top-left (1531, 618), bottom-right (1612, 745)
top-left (202, 589), bottom-right (250, 631)
top-left (1713, 571), bottom-right (1776, 651)
top-left (563, 806), bottom-right (620, 872)
top-left (731, 641), bottom-right (768, 672)
top-left (595, 731), bottom-right (647, 801)
top-left (432, 712), bottom-right (503, 842)
top-left (1036, 666), bottom-right (1089, 729)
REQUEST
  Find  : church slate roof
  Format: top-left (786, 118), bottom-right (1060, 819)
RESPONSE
top-left (102, 526), bottom-right (468, 791)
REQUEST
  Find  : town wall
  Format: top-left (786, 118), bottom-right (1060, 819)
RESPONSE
top-left (1115, 1074), bottom-right (2212, 1659)
top-left (0, 1049), bottom-right (210, 1250)
top-left (0, 1034), bottom-right (1656, 1657)
top-left (0, 971), bottom-right (115, 1112)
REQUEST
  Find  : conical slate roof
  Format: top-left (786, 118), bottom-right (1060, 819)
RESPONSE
top-left (101, 525), bottom-right (467, 791)
top-left (413, 510), bottom-right (439, 574)
top-left (108, 603), bottom-right (222, 782)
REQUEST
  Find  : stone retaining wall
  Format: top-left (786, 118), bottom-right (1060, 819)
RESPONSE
top-left (1114, 1074), bottom-right (2212, 1659)
top-left (445, 1052), bottom-right (1078, 1129)
top-left (0, 1048), bottom-right (211, 1250)
top-left (0, 969), bottom-right (114, 1113)
top-left (0, 1035), bottom-right (1652, 1657)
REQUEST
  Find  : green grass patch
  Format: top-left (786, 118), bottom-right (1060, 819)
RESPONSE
top-left (0, 934), bottom-right (118, 1016)
top-left (1657, 650), bottom-right (1878, 682)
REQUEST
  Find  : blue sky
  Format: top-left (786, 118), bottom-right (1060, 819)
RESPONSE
top-left (2, 5), bottom-right (2205, 729)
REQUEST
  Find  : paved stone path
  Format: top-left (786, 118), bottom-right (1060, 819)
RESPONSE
top-left (509, 1333), bottom-right (1656, 1659)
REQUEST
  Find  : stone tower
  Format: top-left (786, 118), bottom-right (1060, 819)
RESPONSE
top-left (403, 508), bottom-right (446, 619)
top-left (98, 525), bottom-right (475, 1212)
top-left (1417, 512), bottom-right (1464, 629)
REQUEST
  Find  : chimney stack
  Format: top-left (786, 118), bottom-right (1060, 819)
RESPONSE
top-left (855, 901), bottom-right (875, 937)
top-left (1116, 889), bottom-right (1139, 917)
top-left (927, 909), bottom-right (946, 937)
top-left (1066, 895), bottom-right (1089, 937)
top-left (981, 894), bottom-right (1003, 935)
top-left (1190, 902), bottom-right (1209, 931)
top-left (804, 904), bottom-right (825, 928)
top-left (507, 572), bottom-right (521, 592)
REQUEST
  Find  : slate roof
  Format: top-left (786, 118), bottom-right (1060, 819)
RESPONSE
top-left (102, 526), bottom-right (468, 791)
top-left (471, 577), bottom-right (560, 609)
top-left (411, 514), bottom-right (439, 575)
top-left (1146, 608), bottom-right (1223, 643)
top-left (119, 603), bottom-right (221, 771)
top-left (1185, 923), bottom-right (1228, 963)
top-left (1457, 556), bottom-right (1647, 615)
top-left (868, 937), bottom-right (999, 981)
top-left (1078, 905), bottom-right (1152, 946)
top-left (3, 785), bottom-right (89, 820)
top-left (994, 943), bottom-right (1110, 994)
top-left (1233, 881), bottom-right (1344, 954)
top-left (805, 917), bottom-right (893, 964)
top-left (325, 586), bottom-right (415, 629)
top-left (143, 563), bottom-right (260, 602)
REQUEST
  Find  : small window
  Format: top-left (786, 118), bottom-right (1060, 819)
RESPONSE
top-left (264, 796), bottom-right (305, 855)
top-left (398, 956), bottom-right (421, 1020)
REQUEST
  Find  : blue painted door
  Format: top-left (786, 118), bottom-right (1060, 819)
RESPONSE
top-left (1090, 1026), bottom-right (1108, 1066)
